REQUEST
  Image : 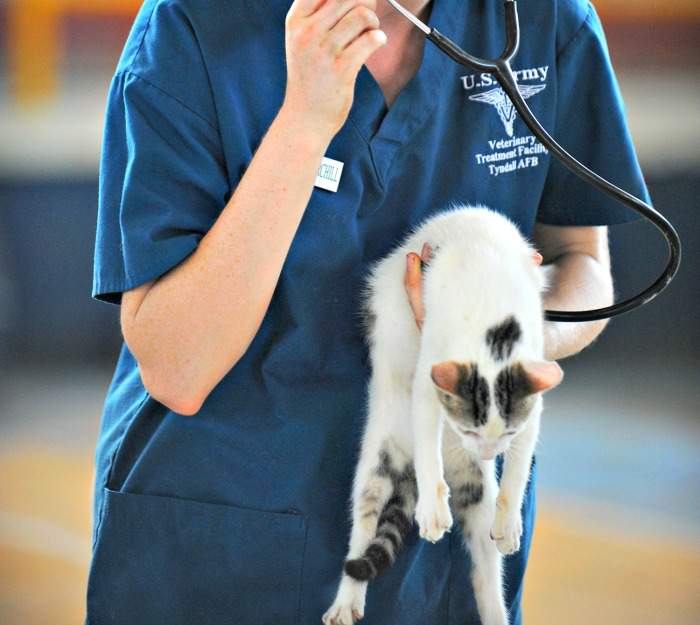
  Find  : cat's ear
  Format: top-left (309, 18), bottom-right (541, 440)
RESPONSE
top-left (430, 360), bottom-right (462, 394)
top-left (521, 360), bottom-right (563, 393)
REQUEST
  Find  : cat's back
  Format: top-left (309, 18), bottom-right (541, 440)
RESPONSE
top-left (370, 204), bottom-right (540, 287)
top-left (426, 205), bottom-right (542, 303)
top-left (414, 205), bottom-right (531, 258)
top-left (365, 204), bottom-right (540, 294)
top-left (361, 205), bottom-right (546, 358)
top-left (423, 206), bottom-right (546, 357)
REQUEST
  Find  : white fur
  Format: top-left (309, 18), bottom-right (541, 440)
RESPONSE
top-left (323, 204), bottom-right (556, 625)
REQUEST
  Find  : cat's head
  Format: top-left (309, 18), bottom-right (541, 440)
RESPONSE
top-left (431, 359), bottom-right (562, 460)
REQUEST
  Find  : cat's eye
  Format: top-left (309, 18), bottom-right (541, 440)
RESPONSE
top-left (459, 427), bottom-right (480, 438)
top-left (502, 430), bottom-right (517, 436)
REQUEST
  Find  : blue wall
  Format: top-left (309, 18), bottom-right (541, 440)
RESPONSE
top-left (1, 172), bottom-right (697, 366)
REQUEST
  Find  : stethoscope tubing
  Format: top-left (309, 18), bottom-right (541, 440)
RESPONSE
top-left (390, 0), bottom-right (682, 322)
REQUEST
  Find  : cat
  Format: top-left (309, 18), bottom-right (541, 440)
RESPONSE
top-left (322, 204), bottom-right (563, 625)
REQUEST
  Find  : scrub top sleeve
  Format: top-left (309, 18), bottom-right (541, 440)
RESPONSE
top-left (536, 2), bottom-right (651, 226)
top-left (92, 70), bottom-right (230, 306)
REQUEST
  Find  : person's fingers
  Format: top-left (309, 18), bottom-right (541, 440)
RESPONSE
top-left (289, 0), bottom-right (329, 19)
top-left (533, 251), bottom-right (543, 265)
top-left (322, 5), bottom-right (381, 57)
top-left (404, 253), bottom-right (420, 291)
top-left (405, 252), bottom-right (424, 330)
top-left (340, 28), bottom-right (387, 77)
top-left (314, 0), bottom-right (377, 32)
top-left (421, 242), bottom-right (433, 264)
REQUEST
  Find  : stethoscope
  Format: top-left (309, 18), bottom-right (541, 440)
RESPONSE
top-left (387, 0), bottom-right (681, 322)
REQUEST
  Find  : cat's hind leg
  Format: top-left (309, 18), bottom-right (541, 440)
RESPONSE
top-left (322, 439), bottom-right (416, 625)
top-left (344, 441), bottom-right (417, 580)
top-left (322, 439), bottom-right (389, 625)
top-left (450, 459), bottom-right (509, 625)
top-left (324, 301), bottom-right (418, 625)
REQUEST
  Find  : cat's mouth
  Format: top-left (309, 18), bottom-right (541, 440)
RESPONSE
top-left (479, 450), bottom-right (499, 461)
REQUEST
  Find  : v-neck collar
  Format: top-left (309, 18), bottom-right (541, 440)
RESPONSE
top-left (262, 0), bottom-right (462, 185)
top-left (349, 0), bottom-right (457, 141)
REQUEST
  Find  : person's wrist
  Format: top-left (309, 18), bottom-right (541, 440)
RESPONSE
top-left (276, 101), bottom-right (335, 155)
top-left (542, 320), bottom-right (561, 361)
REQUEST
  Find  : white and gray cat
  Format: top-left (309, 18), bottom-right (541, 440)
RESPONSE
top-left (323, 204), bottom-right (563, 625)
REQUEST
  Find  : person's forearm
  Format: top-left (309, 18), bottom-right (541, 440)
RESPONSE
top-left (129, 105), bottom-right (331, 414)
top-left (541, 252), bottom-right (614, 361)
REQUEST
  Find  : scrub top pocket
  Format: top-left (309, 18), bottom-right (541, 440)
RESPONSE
top-left (85, 487), bottom-right (307, 625)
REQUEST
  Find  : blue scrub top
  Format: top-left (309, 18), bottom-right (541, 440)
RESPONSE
top-left (87, 1), bottom-right (651, 624)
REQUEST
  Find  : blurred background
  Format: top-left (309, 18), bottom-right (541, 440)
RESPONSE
top-left (0, 1), bottom-right (698, 624)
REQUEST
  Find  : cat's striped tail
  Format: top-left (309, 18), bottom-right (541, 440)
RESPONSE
top-left (344, 478), bottom-right (417, 581)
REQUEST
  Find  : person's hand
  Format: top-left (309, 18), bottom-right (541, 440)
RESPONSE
top-left (283, 0), bottom-right (388, 141)
top-left (404, 244), bottom-right (544, 331)
top-left (404, 242), bottom-right (434, 331)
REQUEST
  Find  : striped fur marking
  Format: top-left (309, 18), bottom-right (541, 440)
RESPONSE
top-left (361, 307), bottom-right (377, 337)
top-left (345, 444), bottom-right (417, 582)
top-left (455, 364), bottom-right (490, 427)
top-left (494, 363), bottom-right (534, 426)
top-left (452, 481), bottom-right (484, 509)
top-left (486, 315), bottom-right (522, 361)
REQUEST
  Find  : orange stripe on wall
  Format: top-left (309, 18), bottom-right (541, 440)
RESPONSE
top-left (595, 0), bottom-right (700, 21)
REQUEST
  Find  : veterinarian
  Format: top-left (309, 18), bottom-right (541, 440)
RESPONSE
top-left (86, 0), bottom-right (651, 623)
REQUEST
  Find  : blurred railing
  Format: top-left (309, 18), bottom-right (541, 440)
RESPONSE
top-left (595, 0), bottom-right (699, 21)
top-left (5, 0), bottom-right (700, 107)
top-left (7, 0), bottom-right (142, 106)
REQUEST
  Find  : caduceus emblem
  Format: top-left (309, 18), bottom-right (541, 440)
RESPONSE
top-left (469, 84), bottom-right (546, 137)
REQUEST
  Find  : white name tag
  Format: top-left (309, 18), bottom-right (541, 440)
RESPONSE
top-left (314, 156), bottom-right (344, 193)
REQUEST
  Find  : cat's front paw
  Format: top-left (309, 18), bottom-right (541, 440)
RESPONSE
top-left (490, 504), bottom-right (523, 555)
top-left (415, 481), bottom-right (454, 543)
